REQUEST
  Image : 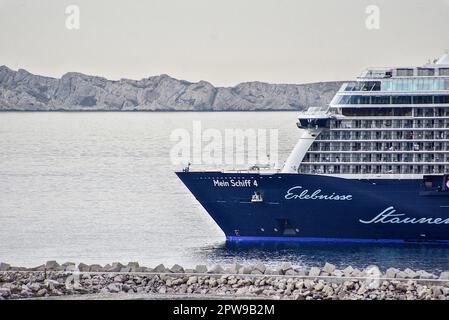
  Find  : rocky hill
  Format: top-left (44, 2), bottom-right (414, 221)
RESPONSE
top-left (0, 66), bottom-right (343, 111)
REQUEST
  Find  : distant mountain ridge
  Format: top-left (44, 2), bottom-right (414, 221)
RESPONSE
top-left (0, 66), bottom-right (344, 111)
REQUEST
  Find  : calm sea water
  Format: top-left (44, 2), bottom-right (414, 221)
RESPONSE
top-left (1, 112), bottom-right (449, 273)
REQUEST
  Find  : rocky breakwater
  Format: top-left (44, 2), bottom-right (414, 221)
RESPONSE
top-left (1, 261), bottom-right (449, 300)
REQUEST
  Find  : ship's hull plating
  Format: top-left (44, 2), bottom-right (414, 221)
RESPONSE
top-left (176, 171), bottom-right (449, 243)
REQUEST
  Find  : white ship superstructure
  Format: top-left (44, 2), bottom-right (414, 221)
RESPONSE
top-left (296, 54), bottom-right (449, 178)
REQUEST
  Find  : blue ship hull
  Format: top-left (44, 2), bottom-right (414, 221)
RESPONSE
top-left (176, 171), bottom-right (449, 243)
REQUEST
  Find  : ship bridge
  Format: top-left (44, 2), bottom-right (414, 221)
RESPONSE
top-left (281, 107), bottom-right (333, 173)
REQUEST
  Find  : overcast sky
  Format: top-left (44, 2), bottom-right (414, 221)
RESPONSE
top-left (1, 0), bottom-right (449, 86)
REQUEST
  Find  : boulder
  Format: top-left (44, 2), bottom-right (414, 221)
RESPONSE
top-left (308, 267), bottom-right (321, 277)
top-left (385, 267), bottom-right (399, 279)
top-left (403, 268), bottom-right (418, 279)
top-left (78, 263), bottom-right (90, 272)
top-left (285, 269), bottom-right (297, 276)
top-left (439, 271), bottom-right (449, 280)
top-left (127, 262), bottom-right (140, 272)
top-left (170, 264), bottom-right (185, 273)
top-left (0, 263), bottom-right (11, 271)
top-left (108, 262), bottom-right (124, 272)
top-left (416, 270), bottom-right (433, 279)
top-left (278, 262), bottom-right (293, 274)
top-left (36, 288), bottom-right (48, 297)
top-left (332, 270), bottom-right (344, 277)
top-left (322, 263), bottom-right (336, 274)
top-left (431, 286), bottom-right (443, 298)
top-left (107, 283), bottom-right (121, 293)
top-left (187, 276), bottom-right (198, 285)
top-left (62, 262), bottom-right (76, 271)
top-left (0, 288), bottom-right (11, 298)
top-left (45, 260), bottom-right (61, 270)
top-left (251, 269), bottom-right (263, 275)
top-left (294, 268), bottom-right (307, 276)
top-left (241, 265), bottom-right (254, 274)
top-left (89, 264), bottom-right (103, 272)
top-left (153, 264), bottom-right (167, 273)
top-left (208, 265), bottom-right (225, 274)
top-left (343, 266), bottom-right (354, 276)
top-left (195, 265), bottom-right (208, 273)
top-left (120, 267), bottom-right (131, 273)
top-left (264, 269), bottom-right (281, 275)
top-left (254, 262), bottom-right (266, 274)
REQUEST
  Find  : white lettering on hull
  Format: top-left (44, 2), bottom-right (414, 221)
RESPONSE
top-left (284, 186), bottom-right (353, 201)
top-left (359, 207), bottom-right (449, 225)
top-left (212, 179), bottom-right (256, 187)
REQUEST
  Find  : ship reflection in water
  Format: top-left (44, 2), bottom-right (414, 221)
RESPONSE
top-left (194, 240), bottom-right (449, 274)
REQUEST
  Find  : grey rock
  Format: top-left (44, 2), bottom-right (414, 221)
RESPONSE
top-left (120, 267), bottom-right (131, 273)
top-left (78, 263), bottom-right (90, 272)
top-left (285, 269), bottom-right (297, 276)
top-left (251, 269), bottom-right (263, 275)
top-left (254, 262), bottom-right (266, 274)
top-left (279, 262), bottom-right (293, 274)
top-left (332, 270), bottom-right (344, 277)
top-left (294, 268), bottom-right (307, 276)
top-left (113, 275), bottom-right (124, 282)
top-left (432, 286), bottom-right (443, 298)
top-left (322, 263), bottom-right (336, 274)
top-left (45, 260), bottom-right (61, 270)
top-left (187, 276), bottom-right (198, 285)
top-left (0, 263), bottom-right (11, 271)
top-left (127, 262), bottom-right (140, 271)
top-left (264, 269), bottom-right (281, 275)
top-left (439, 271), bottom-right (449, 280)
top-left (153, 264), bottom-right (167, 273)
top-left (44, 279), bottom-right (60, 289)
top-left (235, 287), bottom-right (248, 295)
top-left (342, 266), bottom-right (354, 276)
top-left (89, 264), bottom-right (103, 272)
top-left (195, 265), bottom-right (208, 274)
top-left (36, 288), bottom-right (48, 297)
top-left (107, 262), bottom-right (124, 272)
top-left (403, 268), bottom-right (418, 279)
top-left (308, 267), bottom-right (321, 277)
top-left (0, 288), bottom-right (11, 298)
top-left (170, 264), bottom-right (185, 274)
top-left (208, 265), bottom-right (225, 274)
top-left (385, 268), bottom-right (399, 279)
top-left (29, 283), bottom-right (42, 292)
top-left (107, 283), bottom-right (121, 293)
top-left (241, 265), bottom-right (254, 274)
top-left (416, 270), bottom-right (433, 279)
top-left (62, 262), bottom-right (76, 271)
top-left (0, 66), bottom-right (342, 112)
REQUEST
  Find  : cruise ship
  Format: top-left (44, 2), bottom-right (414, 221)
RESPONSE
top-left (176, 54), bottom-right (449, 243)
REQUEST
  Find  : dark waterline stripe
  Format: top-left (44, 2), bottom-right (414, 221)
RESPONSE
top-left (226, 236), bottom-right (449, 245)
